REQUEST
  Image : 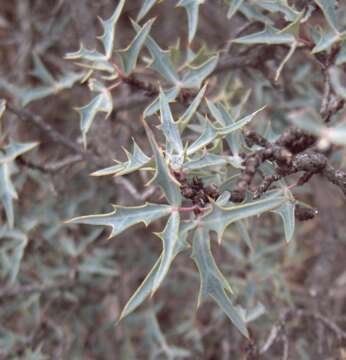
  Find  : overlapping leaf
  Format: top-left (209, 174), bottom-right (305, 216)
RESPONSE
top-left (137, 0), bottom-right (161, 21)
top-left (91, 139), bottom-right (151, 177)
top-left (132, 21), bottom-right (181, 86)
top-left (119, 221), bottom-right (190, 320)
top-left (159, 89), bottom-right (184, 156)
top-left (0, 142), bottom-right (38, 228)
top-left (314, 0), bottom-right (338, 31)
top-left (97, 0), bottom-right (126, 59)
top-left (0, 57), bottom-right (84, 106)
top-left (118, 18), bottom-right (154, 75)
top-left (177, 0), bottom-right (204, 43)
top-left (192, 227), bottom-right (249, 337)
top-left (181, 55), bottom-right (218, 88)
top-left (144, 122), bottom-right (182, 206)
top-left (198, 190), bottom-right (288, 243)
top-left (75, 87), bottom-right (113, 148)
top-left (227, 0), bottom-right (245, 19)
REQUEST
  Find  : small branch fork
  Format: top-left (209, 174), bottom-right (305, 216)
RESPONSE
top-left (259, 308), bottom-right (346, 358)
top-left (230, 127), bottom-right (346, 209)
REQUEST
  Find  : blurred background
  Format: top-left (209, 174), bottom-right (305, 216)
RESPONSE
top-left (0, 1), bottom-right (346, 359)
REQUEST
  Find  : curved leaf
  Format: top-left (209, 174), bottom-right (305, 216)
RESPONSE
top-left (67, 203), bottom-right (172, 239)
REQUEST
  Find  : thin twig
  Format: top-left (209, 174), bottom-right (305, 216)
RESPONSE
top-left (6, 102), bottom-right (102, 165)
top-left (113, 176), bottom-right (156, 201)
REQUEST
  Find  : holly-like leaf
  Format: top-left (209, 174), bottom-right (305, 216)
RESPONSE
top-left (177, 0), bottom-right (204, 43)
top-left (137, 0), bottom-right (161, 21)
top-left (65, 44), bottom-right (114, 73)
top-left (144, 122), bottom-right (182, 206)
top-left (192, 227), bottom-right (249, 337)
top-left (97, 0), bottom-right (126, 59)
top-left (311, 28), bottom-right (341, 54)
top-left (183, 153), bottom-right (227, 170)
top-left (314, 0), bottom-right (338, 31)
top-left (178, 83), bottom-right (207, 129)
top-left (91, 139), bottom-right (151, 177)
top-left (65, 44), bottom-right (107, 62)
top-left (0, 142), bottom-right (38, 227)
top-left (186, 114), bottom-right (217, 155)
top-left (144, 87), bottom-right (180, 118)
top-left (118, 18), bottom-right (154, 75)
top-left (152, 211), bottom-right (180, 294)
top-left (0, 227), bottom-right (28, 285)
top-left (0, 98), bottom-right (5, 119)
top-left (206, 99), bottom-right (245, 166)
top-left (198, 190), bottom-right (288, 243)
top-left (271, 201), bottom-right (295, 242)
top-left (216, 106), bottom-right (266, 136)
top-left (0, 68), bottom-right (85, 107)
top-left (181, 55), bottom-right (218, 88)
top-left (227, 0), bottom-right (244, 19)
top-left (119, 221), bottom-right (190, 320)
top-left (233, 25), bottom-right (295, 45)
top-left (0, 142), bottom-right (39, 164)
top-left (75, 89), bottom-right (113, 148)
top-left (67, 203), bottom-right (172, 239)
top-left (31, 53), bottom-right (56, 85)
top-left (159, 89), bottom-right (184, 156)
top-left (256, 1), bottom-right (301, 22)
top-left (132, 21), bottom-right (181, 86)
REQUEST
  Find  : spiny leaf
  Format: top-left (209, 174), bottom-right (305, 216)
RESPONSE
top-left (144, 122), bottom-right (182, 206)
top-left (75, 89), bottom-right (113, 148)
top-left (144, 87), bottom-right (180, 118)
top-left (216, 106), bottom-right (266, 136)
top-left (0, 142), bottom-right (38, 228)
top-left (261, 163), bottom-right (296, 242)
top-left (179, 83), bottom-right (207, 130)
top-left (186, 114), bottom-right (217, 156)
top-left (0, 142), bottom-right (39, 164)
top-left (314, 0), bottom-right (338, 31)
top-left (1, 71), bottom-right (85, 107)
top-left (233, 25), bottom-right (295, 45)
top-left (97, 0), bottom-right (126, 59)
top-left (271, 201), bottom-right (295, 242)
top-left (91, 139), bottom-right (151, 177)
top-left (31, 54), bottom-right (55, 85)
top-left (199, 191), bottom-right (288, 243)
top-left (206, 99), bottom-right (242, 159)
top-left (177, 0), bottom-right (204, 43)
top-left (0, 163), bottom-right (17, 228)
top-left (0, 98), bottom-right (5, 119)
top-left (183, 153), bottom-right (227, 170)
top-left (311, 28), bottom-right (341, 54)
top-left (159, 89), bottom-right (184, 156)
top-left (119, 222), bottom-right (189, 320)
top-left (67, 203), bottom-right (172, 239)
top-left (152, 211), bottom-right (180, 294)
top-left (65, 44), bottom-right (113, 73)
top-left (227, 0), bottom-right (245, 19)
top-left (181, 55), bottom-right (219, 88)
top-left (137, 0), bottom-right (161, 21)
top-left (132, 20), bottom-right (181, 86)
top-left (0, 228), bottom-right (28, 285)
top-left (118, 18), bottom-right (154, 75)
top-left (256, 1), bottom-right (301, 22)
top-left (65, 44), bottom-right (107, 62)
top-left (192, 227), bottom-right (249, 337)
top-left (336, 42), bottom-right (346, 65)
